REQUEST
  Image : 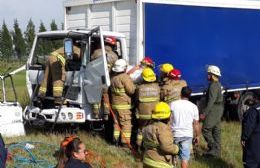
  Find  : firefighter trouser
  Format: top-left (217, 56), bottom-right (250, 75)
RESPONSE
top-left (92, 89), bottom-right (110, 119)
top-left (136, 119), bottom-right (150, 147)
top-left (39, 53), bottom-right (66, 104)
top-left (112, 105), bottom-right (132, 145)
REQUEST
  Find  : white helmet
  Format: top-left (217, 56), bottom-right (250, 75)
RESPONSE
top-left (112, 59), bottom-right (127, 73)
top-left (207, 65), bottom-right (221, 77)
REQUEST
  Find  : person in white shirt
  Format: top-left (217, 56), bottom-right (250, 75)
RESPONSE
top-left (170, 86), bottom-right (200, 168)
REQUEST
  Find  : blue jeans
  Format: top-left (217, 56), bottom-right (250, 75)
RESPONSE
top-left (174, 137), bottom-right (193, 161)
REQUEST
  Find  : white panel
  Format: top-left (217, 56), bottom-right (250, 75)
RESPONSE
top-left (90, 2), bottom-right (112, 30)
top-left (91, 18), bottom-right (110, 25)
top-left (116, 16), bottom-right (136, 25)
top-left (67, 20), bottom-right (86, 29)
top-left (67, 5), bottom-right (88, 19)
top-left (114, 0), bottom-right (137, 64)
top-left (66, 5), bottom-right (88, 29)
top-left (67, 13), bottom-right (86, 20)
top-left (91, 3), bottom-right (112, 11)
top-left (90, 11), bottom-right (111, 18)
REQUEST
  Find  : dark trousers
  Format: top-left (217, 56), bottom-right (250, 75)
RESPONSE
top-left (243, 148), bottom-right (260, 168)
top-left (202, 122), bottom-right (221, 156)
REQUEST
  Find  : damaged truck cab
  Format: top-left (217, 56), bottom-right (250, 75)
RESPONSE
top-left (24, 27), bottom-right (127, 125)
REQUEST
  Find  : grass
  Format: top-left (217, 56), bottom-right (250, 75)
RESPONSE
top-left (190, 122), bottom-right (242, 168)
top-left (5, 131), bottom-right (137, 168)
top-left (1, 62), bottom-right (243, 168)
top-left (4, 122), bottom-right (242, 168)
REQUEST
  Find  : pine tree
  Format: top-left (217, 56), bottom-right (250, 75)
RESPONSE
top-left (0, 29), bottom-right (2, 58)
top-left (50, 19), bottom-right (62, 49)
top-left (37, 21), bottom-right (51, 56)
top-left (39, 21), bottom-right (47, 32)
top-left (13, 19), bottom-right (26, 60)
top-left (50, 19), bottom-right (58, 31)
top-left (0, 21), bottom-right (13, 60)
top-left (24, 19), bottom-right (35, 54)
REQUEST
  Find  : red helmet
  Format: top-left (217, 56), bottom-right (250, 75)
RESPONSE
top-left (141, 57), bottom-right (155, 68)
top-left (104, 36), bottom-right (116, 46)
top-left (168, 69), bottom-right (182, 79)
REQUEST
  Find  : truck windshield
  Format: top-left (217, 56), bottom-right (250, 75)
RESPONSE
top-left (31, 36), bottom-right (86, 68)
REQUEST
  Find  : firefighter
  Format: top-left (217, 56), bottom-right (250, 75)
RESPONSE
top-left (91, 36), bottom-right (118, 71)
top-left (91, 36), bottom-right (118, 119)
top-left (38, 45), bottom-right (81, 106)
top-left (200, 65), bottom-right (224, 158)
top-left (159, 63), bottom-right (174, 85)
top-left (127, 57), bottom-right (155, 84)
top-left (142, 102), bottom-right (179, 168)
top-left (161, 68), bottom-right (187, 103)
top-left (110, 59), bottom-right (136, 146)
top-left (135, 67), bottom-right (160, 150)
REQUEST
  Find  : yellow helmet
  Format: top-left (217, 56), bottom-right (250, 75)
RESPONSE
top-left (142, 67), bottom-right (156, 82)
top-left (152, 102), bottom-right (171, 120)
top-left (160, 63), bottom-right (174, 74)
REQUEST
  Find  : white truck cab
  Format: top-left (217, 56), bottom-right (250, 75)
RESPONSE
top-left (23, 27), bottom-right (127, 126)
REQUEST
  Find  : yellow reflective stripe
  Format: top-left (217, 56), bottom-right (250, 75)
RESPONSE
top-left (104, 103), bottom-right (109, 108)
top-left (53, 87), bottom-right (63, 91)
top-left (165, 96), bottom-right (177, 103)
top-left (112, 88), bottom-right (126, 93)
top-left (93, 103), bottom-right (101, 109)
top-left (137, 134), bottom-right (143, 140)
top-left (52, 51), bottom-right (66, 65)
top-left (39, 87), bottom-right (46, 93)
top-left (122, 132), bottom-right (131, 138)
top-left (112, 104), bottom-right (132, 110)
top-left (114, 131), bottom-right (120, 138)
top-left (139, 97), bottom-right (159, 103)
top-left (137, 114), bottom-right (152, 120)
top-left (143, 157), bottom-right (173, 168)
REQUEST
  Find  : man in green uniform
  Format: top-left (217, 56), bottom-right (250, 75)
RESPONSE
top-left (200, 65), bottom-right (224, 158)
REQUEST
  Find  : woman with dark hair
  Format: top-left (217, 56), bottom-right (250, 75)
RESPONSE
top-left (56, 135), bottom-right (92, 168)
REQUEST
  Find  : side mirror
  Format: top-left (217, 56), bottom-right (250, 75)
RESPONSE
top-left (64, 38), bottom-right (73, 60)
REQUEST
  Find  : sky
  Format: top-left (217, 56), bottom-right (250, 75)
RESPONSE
top-left (0, 0), bottom-right (64, 32)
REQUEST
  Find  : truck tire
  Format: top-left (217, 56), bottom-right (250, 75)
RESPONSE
top-left (237, 91), bottom-right (254, 122)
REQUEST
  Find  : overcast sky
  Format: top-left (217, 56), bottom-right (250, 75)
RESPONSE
top-left (0, 0), bottom-right (64, 32)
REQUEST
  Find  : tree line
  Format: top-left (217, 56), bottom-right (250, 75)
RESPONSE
top-left (0, 19), bottom-right (63, 61)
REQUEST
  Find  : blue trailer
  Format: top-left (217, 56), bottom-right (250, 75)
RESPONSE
top-left (64, 0), bottom-right (260, 120)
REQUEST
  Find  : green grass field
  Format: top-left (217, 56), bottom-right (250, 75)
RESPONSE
top-left (1, 63), bottom-right (243, 168)
top-left (4, 122), bottom-right (242, 168)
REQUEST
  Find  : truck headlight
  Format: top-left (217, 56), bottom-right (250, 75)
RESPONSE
top-left (68, 112), bottom-right (73, 120)
top-left (60, 112), bottom-right (66, 120)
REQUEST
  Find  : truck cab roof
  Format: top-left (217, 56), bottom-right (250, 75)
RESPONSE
top-left (36, 29), bottom-right (126, 38)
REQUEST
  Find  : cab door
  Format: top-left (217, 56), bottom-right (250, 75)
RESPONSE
top-left (82, 27), bottom-right (110, 104)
